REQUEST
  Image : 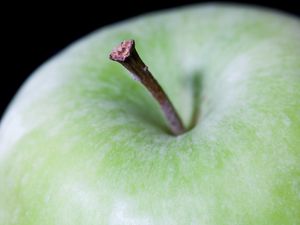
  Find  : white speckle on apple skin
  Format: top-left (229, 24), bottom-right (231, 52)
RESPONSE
top-left (110, 200), bottom-right (151, 225)
top-left (282, 115), bottom-right (291, 127)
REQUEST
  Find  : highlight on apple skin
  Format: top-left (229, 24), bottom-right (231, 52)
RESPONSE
top-left (0, 3), bottom-right (300, 225)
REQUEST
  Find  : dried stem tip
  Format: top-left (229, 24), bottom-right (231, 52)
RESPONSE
top-left (109, 40), bottom-right (134, 62)
top-left (109, 40), bottom-right (186, 136)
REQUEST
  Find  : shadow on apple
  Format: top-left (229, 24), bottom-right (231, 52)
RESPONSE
top-left (115, 71), bottom-right (203, 135)
top-left (187, 71), bottom-right (203, 132)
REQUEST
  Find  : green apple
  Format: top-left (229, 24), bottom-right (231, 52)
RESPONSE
top-left (1, 3), bottom-right (300, 225)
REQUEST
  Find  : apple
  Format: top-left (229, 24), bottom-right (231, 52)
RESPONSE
top-left (1, 3), bottom-right (300, 225)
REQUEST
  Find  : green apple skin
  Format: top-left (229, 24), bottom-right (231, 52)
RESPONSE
top-left (0, 3), bottom-right (300, 225)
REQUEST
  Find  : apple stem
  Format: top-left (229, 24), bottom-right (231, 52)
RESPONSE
top-left (109, 39), bottom-right (186, 136)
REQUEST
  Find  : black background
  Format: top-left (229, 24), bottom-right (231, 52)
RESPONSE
top-left (1, 0), bottom-right (300, 119)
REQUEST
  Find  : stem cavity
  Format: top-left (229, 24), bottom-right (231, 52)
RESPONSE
top-left (109, 39), bottom-right (186, 136)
